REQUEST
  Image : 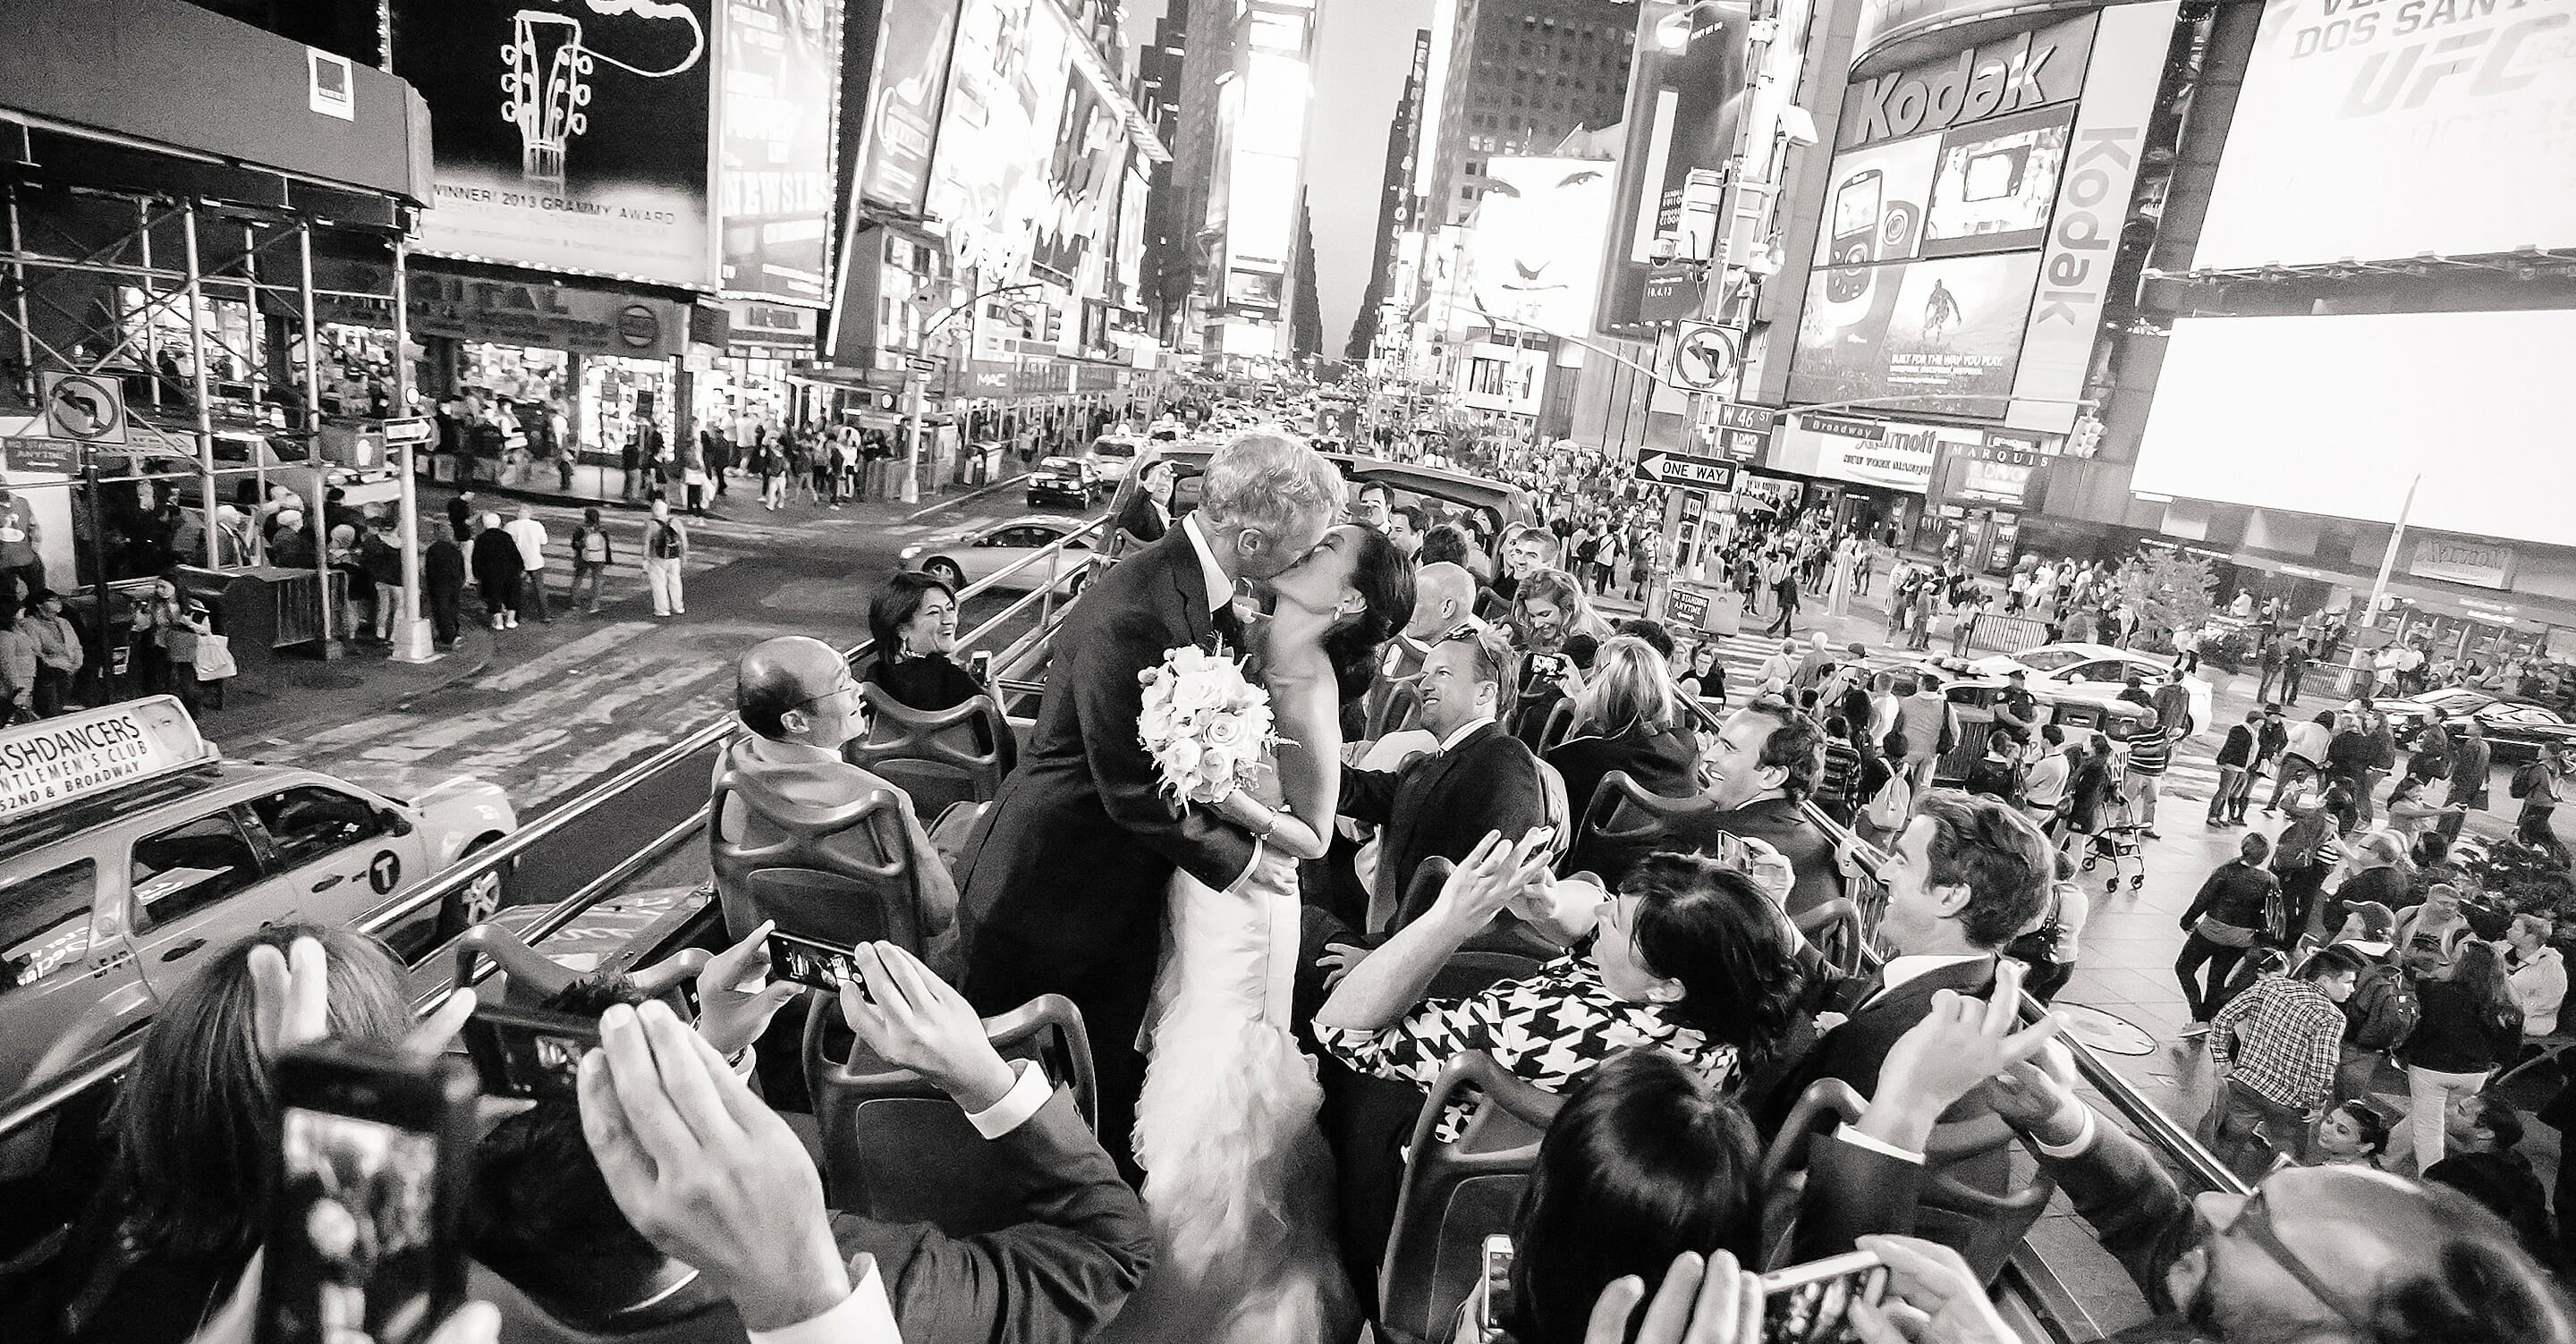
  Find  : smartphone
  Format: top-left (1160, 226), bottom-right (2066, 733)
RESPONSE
top-left (460, 1003), bottom-right (601, 1102)
top-left (1475, 1235), bottom-right (1514, 1337)
top-left (970, 649), bottom-right (994, 682)
top-left (767, 928), bottom-right (873, 1001)
top-left (1826, 171), bottom-right (1883, 302)
top-left (1758, 1249), bottom-right (1890, 1344)
top-left (258, 1042), bottom-right (475, 1344)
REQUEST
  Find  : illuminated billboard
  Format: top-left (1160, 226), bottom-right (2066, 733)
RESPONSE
top-left (2192, 0), bottom-right (2576, 268)
top-left (1809, 105), bottom-right (2071, 271)
top-left (1467, 156), bottom-right (1615, 336)
top-left (717, 0), bottom-right (843, 306)
top-left (399, 0), bottom-right (716, 289)
top-left (854, 0), bottom-right (959, 216)
top-left (926, 0), bottom-right (1073, 279)
top-left (1788, 251), bottom-right (2042, 415)
top-left (2133, 310), bottom-right (2576, 549)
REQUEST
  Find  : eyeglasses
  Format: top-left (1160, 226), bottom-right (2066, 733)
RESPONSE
top-left (792, 680), bottom-right (866, 715)
top-left (2218, 1185), bottom-right (2370, 1329)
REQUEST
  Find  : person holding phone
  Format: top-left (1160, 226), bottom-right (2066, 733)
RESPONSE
top-left (861, 572), bottom-right (1000, 719)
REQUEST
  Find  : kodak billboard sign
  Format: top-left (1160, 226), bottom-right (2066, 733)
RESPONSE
top-left (1839, 17), bottom-right (2097, 150)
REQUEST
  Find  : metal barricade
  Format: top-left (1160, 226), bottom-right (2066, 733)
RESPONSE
top-left (1956, 612), bottom-right (2055, 658)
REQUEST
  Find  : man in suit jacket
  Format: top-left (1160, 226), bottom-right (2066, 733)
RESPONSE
top-left (1112, 457), bottom-right (1174, 546)
top-left (1757, 790), bottom-right (2051, 1133)
top-left (961, 432), bottom-right (1343, 1177)
top-left (1340, 624), bottom-right (1553, 933)
top-left (579, 942), bottom-right (1154, 1344)
top-left (1689, 697), bottom-right (1848, 919)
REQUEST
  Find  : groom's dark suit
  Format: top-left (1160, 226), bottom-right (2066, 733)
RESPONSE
top-left (961, 523), bottom-right (1260, 1177)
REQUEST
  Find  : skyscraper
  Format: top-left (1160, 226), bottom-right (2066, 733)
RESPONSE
top-left (1347, 29), bottom-right (1433, 360)
top-left (1423, 0), bottom-right (1636, 229)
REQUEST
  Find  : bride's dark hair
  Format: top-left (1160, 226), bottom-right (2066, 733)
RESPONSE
top-left (1325, 528), bottom-right (1416, 704)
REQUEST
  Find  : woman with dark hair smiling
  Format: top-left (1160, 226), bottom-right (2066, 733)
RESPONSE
top-left (861, 571), bottom-right (986, 712)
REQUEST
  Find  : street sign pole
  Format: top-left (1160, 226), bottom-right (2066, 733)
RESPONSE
top-left (388, 241), bottom-right (436, 664)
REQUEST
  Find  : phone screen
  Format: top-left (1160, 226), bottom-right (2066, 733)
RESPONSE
top-left (768, 930), bottom-right (871, 1000)
top-left (261, 1048), bottom-right (470, 1344)
top-left (1759, 1251), bottom-right (1890, 1344)
top-left (462, 1008), bottom-right (600, 1102)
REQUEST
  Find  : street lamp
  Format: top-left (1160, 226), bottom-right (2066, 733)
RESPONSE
top-left (901, 280), bottom-right (1043, 504)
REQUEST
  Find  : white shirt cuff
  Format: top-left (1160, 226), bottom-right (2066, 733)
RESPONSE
top-left (963, 1060), bottom-right (1051, 1140)
top-left (2031, 1101), bottom-right (2099, 1159)
top-left (745, 1255), bottom-right (902, 1344)
top-left (1830, 1124), bottom-right (1925, 1166)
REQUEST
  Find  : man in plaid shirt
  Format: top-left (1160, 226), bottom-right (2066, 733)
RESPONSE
top-left (2206, 944), bottom-right (2370, 1178)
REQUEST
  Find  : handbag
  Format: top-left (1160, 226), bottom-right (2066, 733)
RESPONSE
top-left (194, 633), bottom-right (237, 680)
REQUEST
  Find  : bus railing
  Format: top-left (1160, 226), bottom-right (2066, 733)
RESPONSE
top-left (0, 513), bottom-right (1112, 1137)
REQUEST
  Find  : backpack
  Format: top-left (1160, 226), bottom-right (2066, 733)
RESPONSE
top-left (2346, 962), bottom-right (2421, 1052)
top-left (2512, 761), bottom-right (2546, 799)
top-left (649, 520), bottom-right (683, 560)
top-left (1864, 767), bottom-right (1912, 833)
top-left (1816, 741), bottom-right (1861, 807)
top-left (577, 527), bottom-right (609, 563)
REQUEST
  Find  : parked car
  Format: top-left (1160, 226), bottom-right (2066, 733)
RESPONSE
top-left (2381, 687), bottom-right (2510, 750)
top-left (0, 697), bottom-right (516, 1100)
top-left (1025, 455), bottom-right (1097, 509)
top-left (898, 516), bottom-right (1095, 595)
top-left (1964, 642), bottom-right (2213, 739)
top-left (2434, 699), bottom-right (2576, 765)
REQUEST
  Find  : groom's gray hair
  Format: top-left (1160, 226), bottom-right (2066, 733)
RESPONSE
top-left (1199, 431), bottom-right (1345, 537)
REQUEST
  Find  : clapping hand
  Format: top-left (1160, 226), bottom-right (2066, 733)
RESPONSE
top-left (1431, 828), bottom-right (1558, 934)
top-left (1978, 1030), bottom-right (2085, 1142)
top-left (1868, 959), bottom-right (2066, 1147)
top-left (1582, 1250), bottom-right (1763, 1344)
top-left (579, 1000), bottom-right (852, 1333)
top-left (693, 919), bottom-right (807, 1061)
top-left (840, 942), bottom-right (1020, 1114)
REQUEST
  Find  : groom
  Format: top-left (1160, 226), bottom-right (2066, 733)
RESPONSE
top-left (961, 431), bottom-right (1347, 1177)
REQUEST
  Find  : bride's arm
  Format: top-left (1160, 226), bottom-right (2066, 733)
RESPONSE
top-left (1211, 670), bottom-right (1343, 861)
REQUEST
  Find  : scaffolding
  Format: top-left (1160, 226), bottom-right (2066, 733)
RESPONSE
top-left (0, 115), bottom-right (432, 678)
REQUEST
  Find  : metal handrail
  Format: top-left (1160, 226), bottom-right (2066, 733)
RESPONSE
top-left (0, 513), bottom-right (1112, 1132)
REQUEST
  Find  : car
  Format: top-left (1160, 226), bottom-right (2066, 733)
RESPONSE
top-left (0, 697), bottom-right (516, 1099)
top-left (1025, 455), bottom-right (1097, 509)
top-left (2436, 700), bottom-right (2576, 765)
top-left (899, 515), bottom-right (1095, 595)
top-left (1098, 446), bottom-right (1541, 562)
top-left (1964, 642), bottom-right (2213, 740)
top-left (2380, 687), bottom-right (2505, 750)
top-left (1086, 435), bottom-right (1141, 489)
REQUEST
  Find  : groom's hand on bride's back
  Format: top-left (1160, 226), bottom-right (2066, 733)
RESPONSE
top-left (842, 942), bottom-right (1021, 1114)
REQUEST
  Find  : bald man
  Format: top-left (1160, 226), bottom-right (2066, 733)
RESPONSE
top-left (1984, 1038), bottom-right (2572, 1344)
top-left (712, 636), bottom-right (957, 959)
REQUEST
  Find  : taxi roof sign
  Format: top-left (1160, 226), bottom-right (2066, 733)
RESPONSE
top-left (0, 697), bottom-right (216, 823)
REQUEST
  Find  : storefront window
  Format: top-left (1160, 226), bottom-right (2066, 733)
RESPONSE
top-left (581, 356), bottom-right (672, 459)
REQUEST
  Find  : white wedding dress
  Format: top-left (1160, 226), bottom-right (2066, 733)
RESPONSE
top-left (1110, 664), bottom-right (1359, 1344)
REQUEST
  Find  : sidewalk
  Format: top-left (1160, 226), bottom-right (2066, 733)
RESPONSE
top-left (433, 455), bottom-right (1021, 517)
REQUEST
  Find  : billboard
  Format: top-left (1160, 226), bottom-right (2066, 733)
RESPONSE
top-left (2194, 0), bottom-right (2576, 269)
top-left (717, 0), bottom-right (843, 306)
top-left (397, 0), bottom-right (717, 290)
top-left (2132, 311), bottom-right (2576, 549)
top-left (1809, 104), bottom-right (2072, 271)
top-left (926, 0), bottom-right (1074, 280)
top-left (854, 0), bottom-right (959, 216)
top-left (1467, 157), bottom-right (1616, 335)
top-left (1789, 251), bottom-right (2041, 415)
top-left (2006, 0), bottom-right (2177, 434)
top-left (1769, 411), bottom-right (1967, 493)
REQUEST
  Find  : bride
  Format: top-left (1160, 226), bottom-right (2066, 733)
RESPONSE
top-left (1111, 521), bottom-right (1416, 1344)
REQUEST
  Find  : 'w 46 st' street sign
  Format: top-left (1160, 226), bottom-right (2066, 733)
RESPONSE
top-left (1633, 452), bottom-right (1738, 492)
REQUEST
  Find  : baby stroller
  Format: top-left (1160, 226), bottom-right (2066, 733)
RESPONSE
top-left (2081, 782), bottom-right (2147, 894)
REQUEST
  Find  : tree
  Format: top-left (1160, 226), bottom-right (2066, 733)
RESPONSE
top-left (2112, 552), bottom-right (2216, 653)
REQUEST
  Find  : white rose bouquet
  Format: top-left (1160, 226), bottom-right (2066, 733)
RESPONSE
top-left (1138, 644), bottom-right (1279, 806)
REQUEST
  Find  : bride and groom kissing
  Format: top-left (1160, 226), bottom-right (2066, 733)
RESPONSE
top-left (957, 431), bottom-right (1416, 1340)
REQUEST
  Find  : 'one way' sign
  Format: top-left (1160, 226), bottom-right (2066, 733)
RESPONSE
top-left (1632, 451), bottom-right (1737, 492)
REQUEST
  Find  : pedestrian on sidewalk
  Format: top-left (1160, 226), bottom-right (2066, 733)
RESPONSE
top-left (2438, 717), bottom-right (2491, 842)
top-left (622, 427), bottom-right (646, 503)
top-left (0, 605), bottom-right (38, 725)
top-left (570, 507), bottom-right (613, 613)
top-left (505, 505), bottom-right (552, 623)
top-left (2126, 709), bottom-right (2174, 837)
top-left (2178, 831), bottom-right (2281, 1028)
top-left (2202, 942), bottom-right (2368, 1177)
top-left (425, 525), bottom-right (467, 649)
top-left (1763, 551), bottom-right (1800, 637)
top-left (2269, 709), bottom-right (2334, 813)
top-left (2210, 710), bottom-right (2259, 825)
top-left (2515, 741), bottom-right (2568, 857)
top-left (644, 500), bottom-right (689, 618)
top-left (24, 590), bottom-right (82, 717)
top-left (682, 433), bottom-right (711, 517)
top-left (470, 513), bottom-right (521, 630)
top-left (362, 520), bottom-right (402, 641)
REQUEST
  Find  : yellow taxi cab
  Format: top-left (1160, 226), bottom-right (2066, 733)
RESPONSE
top-left (0, 697), bottom-right (515, 1099)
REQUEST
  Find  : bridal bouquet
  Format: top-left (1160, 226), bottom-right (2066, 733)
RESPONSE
top-left (1139, 644), bottom-right (1278, 805)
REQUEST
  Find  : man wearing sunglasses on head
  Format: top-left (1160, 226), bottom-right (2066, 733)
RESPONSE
top-left (1976, 1035), bottom-right (2573, 1344)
